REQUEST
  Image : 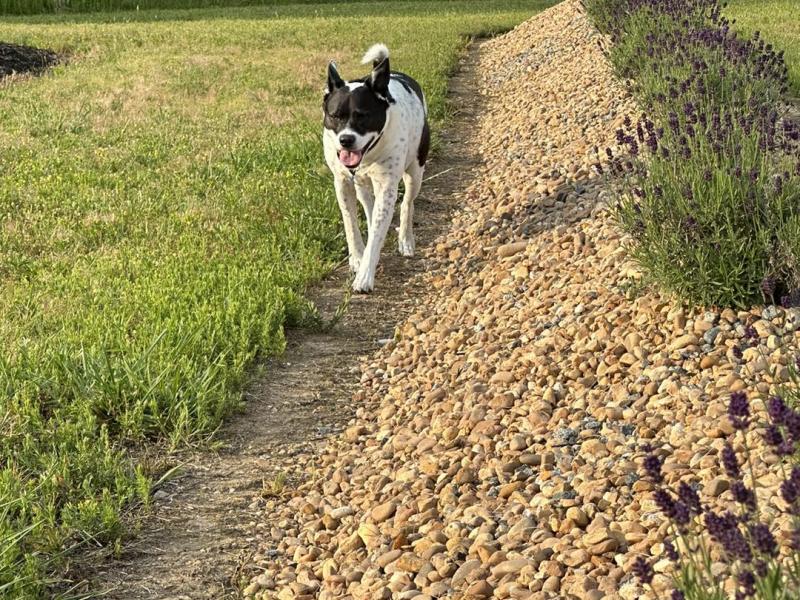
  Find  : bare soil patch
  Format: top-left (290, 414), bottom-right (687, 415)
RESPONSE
top-left (81, 43), bottom-right (483, 600)
top-left (0, 42), bottom-right (58, 79)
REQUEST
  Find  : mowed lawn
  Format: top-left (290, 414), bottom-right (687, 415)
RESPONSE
top-left (726, 0), bottom-right (800, 95)
top-left (0, 0), bottom-right (555, 597)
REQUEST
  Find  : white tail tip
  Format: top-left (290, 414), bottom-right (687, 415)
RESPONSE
top-left (361, 43), bottom-right (389, 66)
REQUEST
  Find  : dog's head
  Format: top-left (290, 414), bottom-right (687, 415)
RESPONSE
top-left (323, 53), bottom-right (391, 169)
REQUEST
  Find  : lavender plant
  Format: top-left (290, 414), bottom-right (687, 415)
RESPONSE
top-left (584, 0), bottom-right (800, 307)
top-left (636, 385), bottom-right (800, 599)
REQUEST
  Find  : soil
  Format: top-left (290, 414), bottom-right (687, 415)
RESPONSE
top-left (0, 42), bottom-right (59, 79)
top-left (80, 42), bottom-right (484, 600)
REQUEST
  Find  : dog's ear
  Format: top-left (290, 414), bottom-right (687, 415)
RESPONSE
top-left (369, 57), bottom-right (391, 103)
top-left (327, 62), bottom-right (345, 93)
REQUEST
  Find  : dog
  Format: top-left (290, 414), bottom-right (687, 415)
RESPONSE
top-left (323, 43), bottom-right (430, 293)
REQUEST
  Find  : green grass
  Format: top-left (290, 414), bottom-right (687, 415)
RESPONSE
top-left (726, 0), bottom-right (800, 96)
top-left (0, 0), bottom-right (554, 597)
top-left (0, 0), bottom-right (463, 16)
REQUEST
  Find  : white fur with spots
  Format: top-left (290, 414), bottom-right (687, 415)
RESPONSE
top-left (323, 48), bottom-right (427, 293)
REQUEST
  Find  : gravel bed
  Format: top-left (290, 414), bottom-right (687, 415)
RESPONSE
top-left (240, 2), bottom-right (800, 598)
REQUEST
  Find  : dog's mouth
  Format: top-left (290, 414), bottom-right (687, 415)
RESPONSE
top-left (338, 149), bottom-right (364, 168)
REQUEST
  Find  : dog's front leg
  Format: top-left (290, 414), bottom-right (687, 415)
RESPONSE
top-left (352, 176), bottom-right (399, 293)
top-left (334, 176), bottom-right (365, 273)
top-left (355, 183), bottom-right (375, 240)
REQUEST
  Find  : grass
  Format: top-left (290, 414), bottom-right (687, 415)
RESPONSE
top-left (0, 0), bottom-right (488, 16)
top-left (0, 0), bottom-right (555, 597)
top-left (726, 0), bottom-right (800, 96)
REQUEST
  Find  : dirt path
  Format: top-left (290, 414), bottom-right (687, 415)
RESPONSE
top-left (87, 43), bottom-right (483, 600)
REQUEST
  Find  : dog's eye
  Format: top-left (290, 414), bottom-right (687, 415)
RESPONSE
top-left (352, 111), bottom-right (365, 120)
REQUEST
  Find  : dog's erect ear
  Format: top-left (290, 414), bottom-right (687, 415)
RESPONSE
top-left (369, 57), bottom-right (391, 103)
top-left (327, 62), bottom-right (345, 93)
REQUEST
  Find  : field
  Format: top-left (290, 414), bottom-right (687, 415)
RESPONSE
top-left (726, 0), bottom-right (800, 95)
top-left (0, 0), bottom-right (555, 597)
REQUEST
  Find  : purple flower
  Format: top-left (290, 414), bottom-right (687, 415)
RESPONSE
top-left (738, 570), bottom-right (756, 596)
top-left (677, 482), bottom-right (701, 514)
top-left (706, 511), bottom-right (753, 562)
top-left (787, 411), bottom-right (800, 440)
top-left (664, 539), bottom-right (678, 561)
top-left (733, 346), bottom-right (743, 359)
top-left (790, 527), bottom-right (800, 550)
top-left (782, 478), bottom-right (799, 505)
top-left (672, 501), bottom-right (690, 526)
top-left (721, 443), bottom-right (740, 478)
top-left (632, 556), bottom-right (653, 584)
top-left (654, 488), bottom-right (675, 517)
top-left (644, 454), bottom-right (663, 483)
top-left (749, 523), bottom-right (777, 556)
top-left (744, 325), bottom-right (757, 340)
top-left (671, 592), bottom-right (685, 600)
top-left (764, 424), bottom-right (783, 447)
top-left (731, 481), bottom-right (756, 511)
top-left (728, 391), bottom-right (750, 430)
top-left (781, 467), bottom-right (800, 505)
top-left (767, 395), bottom-right (788, 424)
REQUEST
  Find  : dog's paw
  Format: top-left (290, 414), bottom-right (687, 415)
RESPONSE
top-left (352, 269), bottom-right (375, 293)
top-left (398, 236), bottom-right (415, 257)
top-left (348, 254), bottom-right (362, 274)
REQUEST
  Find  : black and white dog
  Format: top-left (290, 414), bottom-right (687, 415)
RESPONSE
top-left (323, 44), bottom-right (429, 293)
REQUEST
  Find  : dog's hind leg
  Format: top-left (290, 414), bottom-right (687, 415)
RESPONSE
top-left (398, 161), bottom-right (423, 257)
top-left (334, 176), bottom-right (364, 273)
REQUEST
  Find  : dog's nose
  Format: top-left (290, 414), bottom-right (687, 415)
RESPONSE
top-left (339, 134), bottom-right (356, 148)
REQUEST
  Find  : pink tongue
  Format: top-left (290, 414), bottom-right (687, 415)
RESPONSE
top-left (339, 149), bottom-right (363, 167)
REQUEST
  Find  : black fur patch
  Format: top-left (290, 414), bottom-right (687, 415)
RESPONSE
top-left (391, 72), bottom-right (425, 108)
top-left (418, 120), bottom-right (430, 166)
top-left (323, 85), bottom-right (388, 137)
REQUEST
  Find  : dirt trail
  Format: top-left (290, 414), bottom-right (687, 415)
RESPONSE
top-left (87, 44), bottom-right (483, 600)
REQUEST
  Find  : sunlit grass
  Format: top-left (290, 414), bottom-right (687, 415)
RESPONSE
top-left (726, 0), bottom-right (800, 95)
top-left (0, 0), bottom-right (555, 597)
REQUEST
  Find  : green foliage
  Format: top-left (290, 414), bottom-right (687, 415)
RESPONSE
top-left (2, 0), bottom-right (485, 16)
top-left (585, 0), bottom-right (800, 308)
top-left (0, 0), bottom-right (556, 596)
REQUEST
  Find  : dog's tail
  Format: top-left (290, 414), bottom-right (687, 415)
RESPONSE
top-left (362, 43), bottom-right (389, 68)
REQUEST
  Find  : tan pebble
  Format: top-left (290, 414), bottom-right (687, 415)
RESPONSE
top-left (451, 559), bottom-right (483, 588)
top-left (491, 558), bottom-right (531, 577)
top-left (465, 580), bottom-right (495, 598)
top-left (542, 576), bottom-right (561, 593)
top-left (498, 241), bottom-right (529, 258)
top-left (668, 334), bottom-right (698, 352)
top-left (371, 501), bottom-right (397, 523)
top-left (705, 477), bottom-right (729, 497)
